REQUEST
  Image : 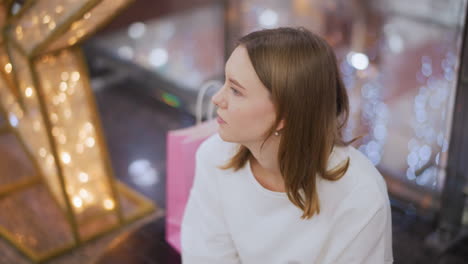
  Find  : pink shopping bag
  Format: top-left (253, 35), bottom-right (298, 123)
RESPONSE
top-left (165, 80), bottom-right (221, 252)
top-left (165, 119), bottom-right (218, 252)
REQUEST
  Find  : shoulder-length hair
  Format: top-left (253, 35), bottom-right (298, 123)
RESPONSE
top-left (218, 27), bottom-right (360, 219)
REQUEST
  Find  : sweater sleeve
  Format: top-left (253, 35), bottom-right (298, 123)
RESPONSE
top-left (180, 143), bottom-right (241, 264)
top-left (317, 184), bottom-right (393, 264)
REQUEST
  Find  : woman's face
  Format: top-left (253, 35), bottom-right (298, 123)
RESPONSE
top-left (212, 45), bottom-right (279, 144)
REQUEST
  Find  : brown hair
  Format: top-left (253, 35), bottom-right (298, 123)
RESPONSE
top-left (219, 27), bottom-right (360, 219)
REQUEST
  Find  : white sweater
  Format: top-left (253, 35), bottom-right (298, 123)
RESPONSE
top-left (181, 133), bottom-right (393, 264)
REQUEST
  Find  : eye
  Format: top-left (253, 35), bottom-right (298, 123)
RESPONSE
top-left (230, 87), bottom-right (241, 96)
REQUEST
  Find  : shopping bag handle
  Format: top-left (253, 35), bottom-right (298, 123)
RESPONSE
top-left (196, 80), bottom-right (223, 125)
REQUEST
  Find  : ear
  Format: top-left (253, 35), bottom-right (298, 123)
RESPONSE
top-left (276, 119), bottom-right (285, 131)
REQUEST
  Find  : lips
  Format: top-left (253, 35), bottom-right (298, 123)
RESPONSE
top-left (216, 115), bottom-right (227, 124)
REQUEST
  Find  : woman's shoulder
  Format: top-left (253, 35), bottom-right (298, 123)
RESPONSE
top-left (322, 145), bottom-right (389, 202)
top-left (346, 146), bottom-right (389, 194)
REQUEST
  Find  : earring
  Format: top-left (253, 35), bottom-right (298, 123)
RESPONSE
top-left (274, 131), bottom-right (279, 136)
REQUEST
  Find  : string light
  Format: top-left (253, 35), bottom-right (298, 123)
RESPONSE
top-left (42, 15), bottom-right (51, 24)
top-left (71, 71), bottom-right (80, 81)
top-left (4, 63), bottom-right (11, 73)
top-left (103, 199), bottom-right (115, 210)
top-left (55, 5), bottom-right (64, 14)
top-left (85, 137), bottom-right (95, 147)
top-left (78, 172), bottom-right (89, 183)
top-left (61, 152), bottom-right (71, 164)
top-left (25, 87), bottom-right (33, 97)
top-left (59, 81), bottom-right (68, 91)
top-left (72, 196), bottom-right (83, 208)
top-left (61, 72), bottom-right (69, 81)
top-left (39, 148), bottom-right (47, 157)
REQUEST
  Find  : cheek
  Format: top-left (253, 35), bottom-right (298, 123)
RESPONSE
top-left (231, 101), bottom-right (276, 131)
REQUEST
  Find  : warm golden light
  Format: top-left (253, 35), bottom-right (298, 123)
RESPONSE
top-left (103, 199), bottom-right (115, 210)
top-left (32, 15), bottom-right (39, 25)
top-left (51, 127), bottom-right (60, 136)
top-left (71, 71), bottom-right (80, 81)
top-left (50, 113), bottom-right (59, 123)
top-left (48, 22), bottom-right (56, 30)
top-left (61, 152), bottom-right (71, 164)
top-left (78, 172), bottom-right (89, 183)
top-left (58, 92), bottom-right (66, 102)
top-left (61, 71), bottom-right (69, 81)
top-left (39, 148), bottom-right (47, 157)
top-left (52, 96), bottom-right (60, 105)
top-left (42, 15), bottom-right (51, 24)
top-left (79, 188), bottom-right (89, 198)
top-left (77, 29), bottom-right (85, 38)
top-left (71, 22), bottom-right (80, 31)
top-left (84, 122), bottom-right (93, 131)
top-left (68, 37), bottom-right (77, 45)
top-left (4, 63), bottom-right (11, 73)
top-left (59, 81), bottom-right (68, 91)
top-left (25, 87), bottom-right (33, 97)
top-left (55, 5), bottom-right (64, 14)
top-left (0, 1), bottom-right (155, 261)
top-left (72, 196), bottom-right (83, 208)
top-left (85, 137), bottom-right (95, 147)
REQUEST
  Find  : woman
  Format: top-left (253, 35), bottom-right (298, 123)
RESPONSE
top-left (181, 27), bottom-right (393, 264)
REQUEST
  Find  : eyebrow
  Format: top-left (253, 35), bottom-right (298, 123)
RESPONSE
top-left (228, 78), bottom-right (246, 90)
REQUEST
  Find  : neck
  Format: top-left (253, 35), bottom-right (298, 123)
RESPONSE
top-left (243, 135), bottom-right (284, 187)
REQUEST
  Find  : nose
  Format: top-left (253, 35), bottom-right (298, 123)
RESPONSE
top-left (211, 85), bottom-right (227, 109)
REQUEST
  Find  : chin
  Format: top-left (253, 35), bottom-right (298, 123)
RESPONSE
top-left (217, 130), bottom-right (232, 142)
top-left (217, 129), bottom-right (239, 143)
